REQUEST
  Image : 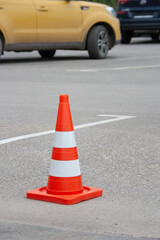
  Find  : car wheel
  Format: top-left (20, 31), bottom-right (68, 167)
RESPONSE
top-left (87, 25), bottom-right (109, 59)
top-left (121, 31), bottom-right (132, 44)
top-left (0, 37), bottom-right (3, 57)
top-left (151, 33), bottom-right (159, 41)
top-left (38, 50), bottom-right (56, 59)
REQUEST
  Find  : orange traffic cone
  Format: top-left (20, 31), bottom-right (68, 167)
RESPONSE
top-left (27, 95), bottom-right (102, 205)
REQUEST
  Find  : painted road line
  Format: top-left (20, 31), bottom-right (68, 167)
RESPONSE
top-left (67, 64), bottom-right (160, 72)
top-left (0, 115), bottom-right (136, 145)
top-left (74, 115), bottom-right (135, 130)
top-left (0, 130), bottom-right (55, 145)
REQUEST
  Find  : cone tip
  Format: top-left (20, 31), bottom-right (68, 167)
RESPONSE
top-left (59, 95), bottom-right (69, 103)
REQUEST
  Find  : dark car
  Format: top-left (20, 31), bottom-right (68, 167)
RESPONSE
top-left (117, 0), bottom-right (160, 43)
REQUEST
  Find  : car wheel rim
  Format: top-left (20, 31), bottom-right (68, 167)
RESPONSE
top-left (98, 31), bottom-right (108, 56)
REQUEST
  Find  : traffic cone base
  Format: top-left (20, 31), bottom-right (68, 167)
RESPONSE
top-left (27, 186), bottom-right (102, 205)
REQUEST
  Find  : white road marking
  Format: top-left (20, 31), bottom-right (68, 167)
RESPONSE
top-left (0, 130), bottom-right (55, 145)
top-left (74, 115), bottom-right (135, 130)
top-left (67, 65), bottom-right (160, 72)
top-left (0, 115), bottom-right (136, 145)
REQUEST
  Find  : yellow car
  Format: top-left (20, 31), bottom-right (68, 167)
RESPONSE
top-left (0, 0), bottom-right (120, 59)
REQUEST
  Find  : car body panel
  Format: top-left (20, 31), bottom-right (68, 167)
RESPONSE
top-left (34, 0), bottom-right (83, 43)
top-left (79, 1), bottom-right (121, 41)
top-left (0, 0), bottom-right (37, 44)
top-left (0, 0), bottom-right (120, 53)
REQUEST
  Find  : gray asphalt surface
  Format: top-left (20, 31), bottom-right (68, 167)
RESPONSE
top-left (0, 37), bottom-right (160, 240)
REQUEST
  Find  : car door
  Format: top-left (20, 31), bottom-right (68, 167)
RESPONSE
top-left (0, 0), bottom-right (36, 44)
top-left (34, 0), bottom-right (83, 43)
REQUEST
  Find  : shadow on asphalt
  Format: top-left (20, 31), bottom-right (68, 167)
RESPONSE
top-left (0, 56), bottom-right (89, 64)
top-left (0, 55), bottom-right (120, 64)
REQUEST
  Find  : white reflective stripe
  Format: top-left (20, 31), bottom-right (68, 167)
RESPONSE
top-left (49, 159), bottom-right (81, 177)
top-left (53, 131), bottom-right (77, 148)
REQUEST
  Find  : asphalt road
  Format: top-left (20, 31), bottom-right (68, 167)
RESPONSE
top-left (0, 37), bottom-right (160, 240)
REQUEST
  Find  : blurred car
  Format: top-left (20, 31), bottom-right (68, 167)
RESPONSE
top-left (117, 0), bottom-right (160, 43)
top-left (0, 0), bottom-right (120, 59)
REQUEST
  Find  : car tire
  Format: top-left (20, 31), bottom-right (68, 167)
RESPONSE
top-left (87, 25), bottom-right (109, 59)
top-left (151, 33), bottom-right (159, 41)
top-left (38, 50), bottom-right (56, 59)
top-left (0, 37), bottom-right (3, 57)
top-left (121, 31), bottom-right (132, 44)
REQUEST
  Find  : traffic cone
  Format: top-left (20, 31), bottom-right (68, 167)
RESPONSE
top-left (27, 95), bottom-right (102, 205)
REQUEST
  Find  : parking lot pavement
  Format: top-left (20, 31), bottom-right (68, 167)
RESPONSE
top-left (0, 38), bottom-right (160, 239)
